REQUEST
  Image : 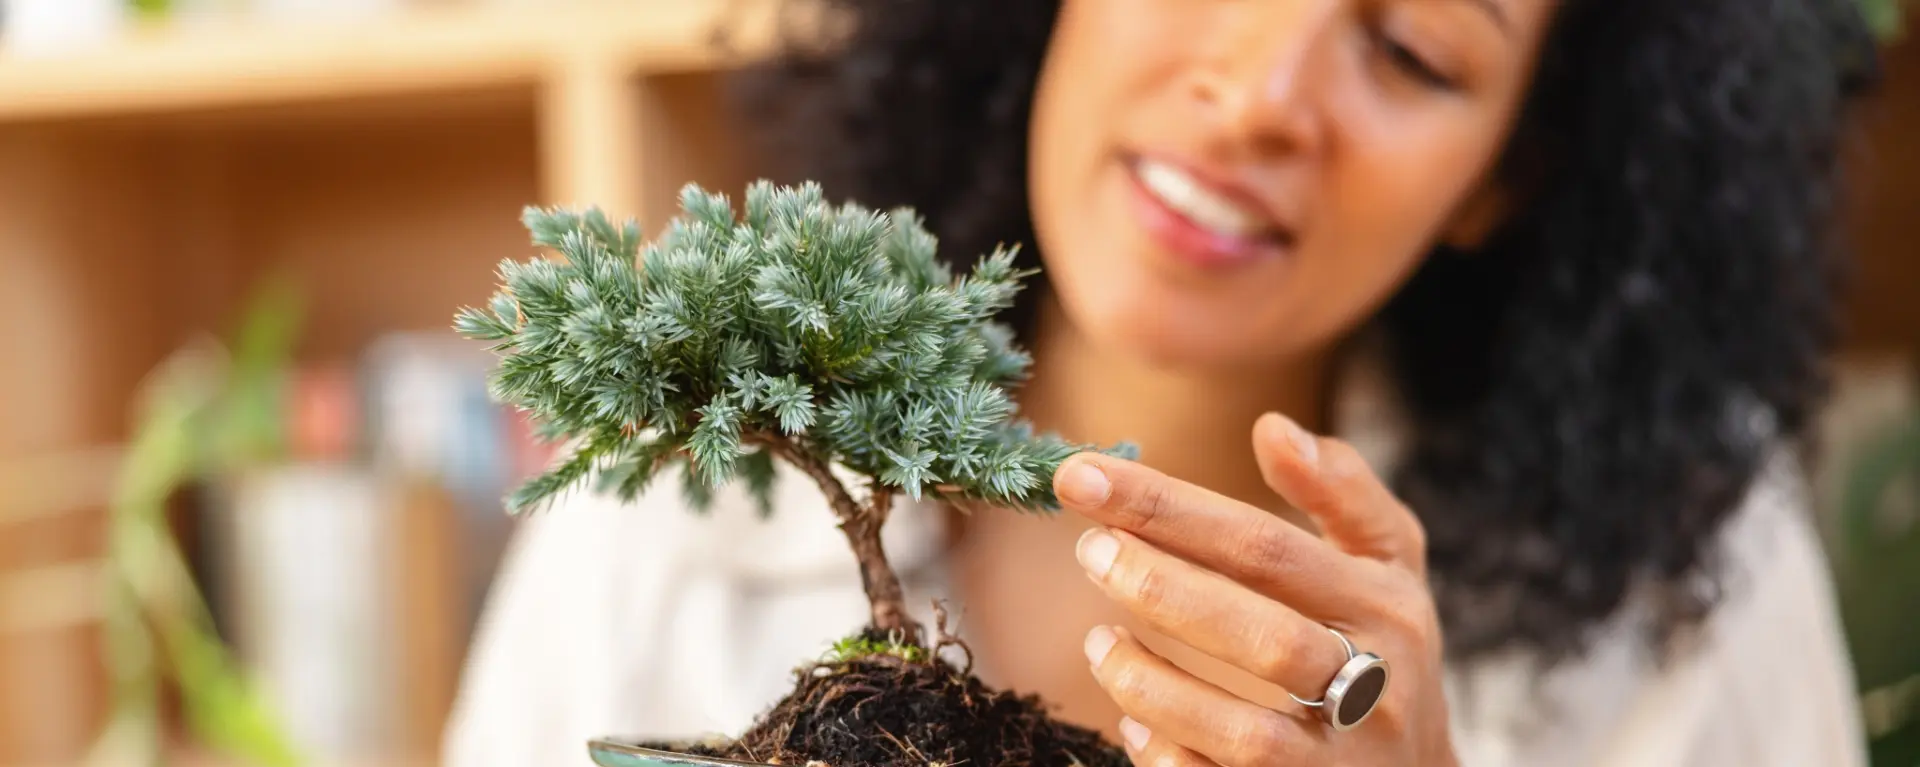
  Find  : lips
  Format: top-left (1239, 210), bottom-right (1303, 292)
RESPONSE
top-left (1123, 155), bottom-right (1297, 268)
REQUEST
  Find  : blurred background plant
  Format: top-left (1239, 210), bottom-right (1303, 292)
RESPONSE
top-left (1863, 0), bottom-right (1912, 39)
top-left (83, 279), bottom-right (307, 767)
top-left (1836, 389), bottom-right (1920, 765)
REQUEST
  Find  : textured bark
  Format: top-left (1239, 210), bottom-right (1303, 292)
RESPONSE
top-left (840, 493), bottom-right (912, 641)
top-left (763, 435), bottom-right (916, 642)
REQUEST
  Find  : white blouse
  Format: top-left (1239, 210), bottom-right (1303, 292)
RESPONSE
top-left (442, 384), bottom-right (1866, 767)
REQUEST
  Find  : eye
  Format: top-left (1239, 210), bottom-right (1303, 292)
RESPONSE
top-left (1376, 30), bottom-right (1459, 91)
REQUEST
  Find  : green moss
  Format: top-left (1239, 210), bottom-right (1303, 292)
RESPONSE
top-left (825, 634), bottom-right (929, 665)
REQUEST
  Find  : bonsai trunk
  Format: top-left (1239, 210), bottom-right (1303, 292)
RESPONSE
top-left (763, 437), bottom-right (917, 644)
top-left (840, 491), bottom-right (912, 641)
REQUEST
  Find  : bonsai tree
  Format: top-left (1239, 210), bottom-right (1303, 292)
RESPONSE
top-left (456, 181), bottom-right (1134, 766)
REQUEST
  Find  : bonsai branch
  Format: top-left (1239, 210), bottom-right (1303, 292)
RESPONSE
top-left (757, 434), bottom-right (917, 644)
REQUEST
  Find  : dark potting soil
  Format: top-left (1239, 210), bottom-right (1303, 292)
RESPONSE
top-left (646, 653), bottom-right (1129, 767)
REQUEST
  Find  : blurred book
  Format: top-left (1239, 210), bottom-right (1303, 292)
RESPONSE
top-left (209, 363), bottom-right (401, 760)
top-left (193, 332), bottom-right (549, 760)
top-left (363, 332), bottom-right (536, 630)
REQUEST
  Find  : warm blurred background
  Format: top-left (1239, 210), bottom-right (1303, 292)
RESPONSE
top-left (0, 1), bottom-right (1913, 766)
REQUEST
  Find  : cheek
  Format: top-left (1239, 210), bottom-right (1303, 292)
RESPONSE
top-left (1296, 102), bottom-right (1510, 328)
top-left (1195, 106), bottom-right (1509, 362)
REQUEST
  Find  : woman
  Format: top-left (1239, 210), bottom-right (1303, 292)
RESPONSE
top-left (446, 0), bottom-right (1883, 764)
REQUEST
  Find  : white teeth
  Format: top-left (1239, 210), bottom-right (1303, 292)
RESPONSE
top-left (1135, 159), bottom-right (1271, 238)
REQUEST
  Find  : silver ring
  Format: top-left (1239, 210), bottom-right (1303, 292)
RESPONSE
top-left (1287, 627), bottom-right (1390, 732)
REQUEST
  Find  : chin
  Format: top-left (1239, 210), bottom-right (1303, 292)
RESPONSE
top-left (1039, 217), bottom-right (1312, 372)
top-left (1113, 324), bottom-right (1259, 370)
top-left (1063, 285), bottom-right (1296, 373)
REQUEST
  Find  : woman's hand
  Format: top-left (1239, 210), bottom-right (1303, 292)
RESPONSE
top-left (1053, 413), bottom-right (1455, 767)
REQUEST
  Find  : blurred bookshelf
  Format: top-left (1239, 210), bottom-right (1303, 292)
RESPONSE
top-left (0, 4), bottom-right (1915, 767)
top-left (1831, 43), bottom-right (1920, 767)
top-left (0, 0), bottom-right (776, 764)
top-left (0, 1), bottom-right (778, 122)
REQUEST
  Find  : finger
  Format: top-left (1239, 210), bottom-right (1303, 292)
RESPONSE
top-left (1118, 716), bottom-right (1219, 767)
top-left (1252, 412), bottom-right (1427, 571)
top-left (1054, 454), bottom-right (1378, 617)
top-left (1079, 528), bottom-right (1353, 698)
top-left (1086, 625), bottom-right (1325, 767)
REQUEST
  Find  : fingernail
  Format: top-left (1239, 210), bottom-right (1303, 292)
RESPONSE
top-left (1085, 625), bottom-right (1118, 665)
top-left (1279, 414), bottom-right (1319, 467)
top-left (1118, 716), bottom-right (1152, 752)
top-left (1057, 460), bottom-right (1111, 506)
top-left (1077, 528), bottom-right (1119, 578)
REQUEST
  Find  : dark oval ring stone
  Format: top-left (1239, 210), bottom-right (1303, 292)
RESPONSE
top-left (1325, 653), bottom-right (1391, 732)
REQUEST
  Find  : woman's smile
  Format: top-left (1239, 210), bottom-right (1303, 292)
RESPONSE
top-left (1122, 154), bottom-right (1298, 269)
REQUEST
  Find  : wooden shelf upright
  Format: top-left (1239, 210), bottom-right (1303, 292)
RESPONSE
top-left (0, 2), bottom-right (780, 763)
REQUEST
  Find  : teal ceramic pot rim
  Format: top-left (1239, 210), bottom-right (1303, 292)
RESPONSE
top-left (588, 739), bottom-right (777, 767)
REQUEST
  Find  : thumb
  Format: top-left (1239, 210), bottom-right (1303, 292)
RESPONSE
top-left (1252, 412), bottom-right (1426, 569)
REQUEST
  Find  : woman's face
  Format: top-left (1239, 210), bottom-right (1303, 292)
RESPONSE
top-left (1028, 0), bottom-right (1554, 369)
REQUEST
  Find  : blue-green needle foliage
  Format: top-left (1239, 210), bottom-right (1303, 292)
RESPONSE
top-left (457, 181), bottom-right (1132, 516)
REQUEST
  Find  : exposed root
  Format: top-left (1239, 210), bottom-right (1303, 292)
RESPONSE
top-left (652, 650), bottom-right (1125, 767)
top-left (930, 600), bottom-right (974, 677)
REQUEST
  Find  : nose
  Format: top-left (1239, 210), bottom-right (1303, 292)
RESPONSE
top-left (1191, 0), bottom-right (1339, 157)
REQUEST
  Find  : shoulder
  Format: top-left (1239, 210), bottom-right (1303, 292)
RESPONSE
top-left (1446, 447), bottom-right (1866, 767)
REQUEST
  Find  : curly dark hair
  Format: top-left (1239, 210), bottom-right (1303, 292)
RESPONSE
top-left (730, 0), bottom-right (1884, 661)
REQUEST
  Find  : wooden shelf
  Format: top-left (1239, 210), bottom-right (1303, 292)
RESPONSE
top-left (0, 0), bottom-right (782, 124)
top-left (0, 3), bottom-right (776, 763)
